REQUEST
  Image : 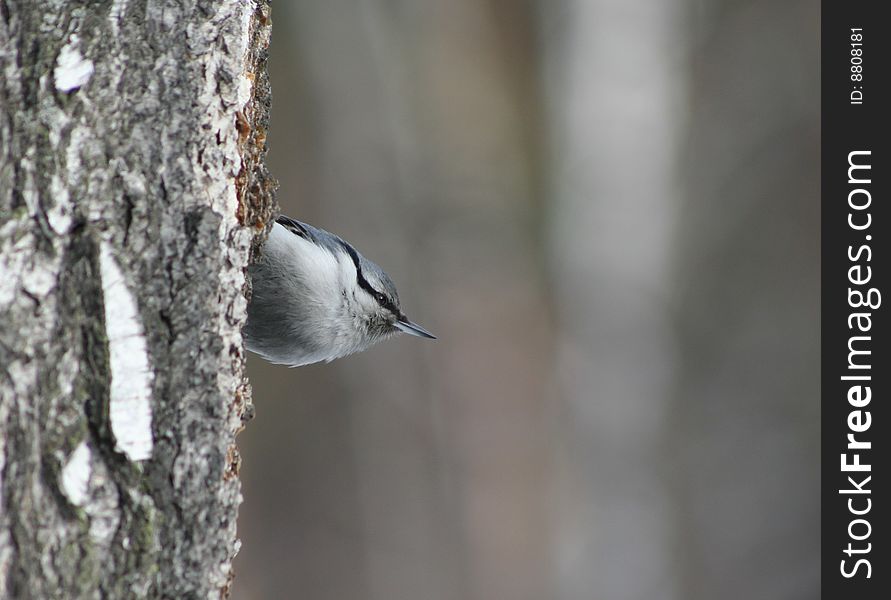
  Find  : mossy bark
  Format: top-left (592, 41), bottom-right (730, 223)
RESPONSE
top-left (0, 1), bottom-right (276, 597)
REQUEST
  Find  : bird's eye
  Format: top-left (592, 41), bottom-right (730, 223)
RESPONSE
top-left (374, 292), bottom-right (386, 304)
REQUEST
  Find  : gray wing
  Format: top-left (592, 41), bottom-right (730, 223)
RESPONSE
top-left (275, 215), bottom-right (348, 256)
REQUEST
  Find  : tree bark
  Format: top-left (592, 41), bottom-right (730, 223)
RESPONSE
top-left (0, 1), bottom-right (275, 598)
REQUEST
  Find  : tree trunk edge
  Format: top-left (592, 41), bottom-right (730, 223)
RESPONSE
top-left (227, 0), bottom-right (277, 594)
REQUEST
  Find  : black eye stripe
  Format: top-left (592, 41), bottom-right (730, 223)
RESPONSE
top-left (337, 240), bottom-right (398, 314)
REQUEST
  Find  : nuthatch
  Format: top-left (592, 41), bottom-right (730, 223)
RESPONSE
top-left (244, 216), bottom-right (435, 367)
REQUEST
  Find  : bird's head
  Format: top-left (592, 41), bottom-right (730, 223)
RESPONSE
top-left (337, 240), bottom-right (436, 343)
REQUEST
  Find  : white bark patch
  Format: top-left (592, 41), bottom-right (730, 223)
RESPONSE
top-left (47, 174), bottom-right (73, 234)
top-left (109, 0), bottom-right (129, 25)
top-left (60, 441), bottom-right (92, 506)
top-left (235, 2), bottom-right (255, 108)
top-left (99, 242), bottom-right (154, 461)
top-left (54, 36), bottom-right (94, 92)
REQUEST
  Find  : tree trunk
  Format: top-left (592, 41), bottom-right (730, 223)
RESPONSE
top-left (0, 1), bottom-right (275, 597)
top-left (542, 1), bottom-right (682, 598)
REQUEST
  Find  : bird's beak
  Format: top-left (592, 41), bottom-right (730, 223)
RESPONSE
top-left (395, 319), bottom-right (437, 339)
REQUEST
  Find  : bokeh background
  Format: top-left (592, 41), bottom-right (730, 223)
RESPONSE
top-left (234, 1), bottom-right (819, 599)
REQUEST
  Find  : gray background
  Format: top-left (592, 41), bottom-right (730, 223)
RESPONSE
top-left (234, 1), bottom-right (819, 599)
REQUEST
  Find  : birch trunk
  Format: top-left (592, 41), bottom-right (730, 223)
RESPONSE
top-left (542, 2), bottom-right (682, 598)
top-left (0, 1), bottom-right (275, 597)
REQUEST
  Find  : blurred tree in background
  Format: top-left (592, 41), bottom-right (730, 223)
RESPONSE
top-left (235, 1), bottom-right (818, 599)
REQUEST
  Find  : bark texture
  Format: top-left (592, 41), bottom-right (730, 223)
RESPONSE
top-left (0, 1), bottom-right (275, 598)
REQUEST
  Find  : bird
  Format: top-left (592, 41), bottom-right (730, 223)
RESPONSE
top-left (243, 215), bottom-right (435, 367)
